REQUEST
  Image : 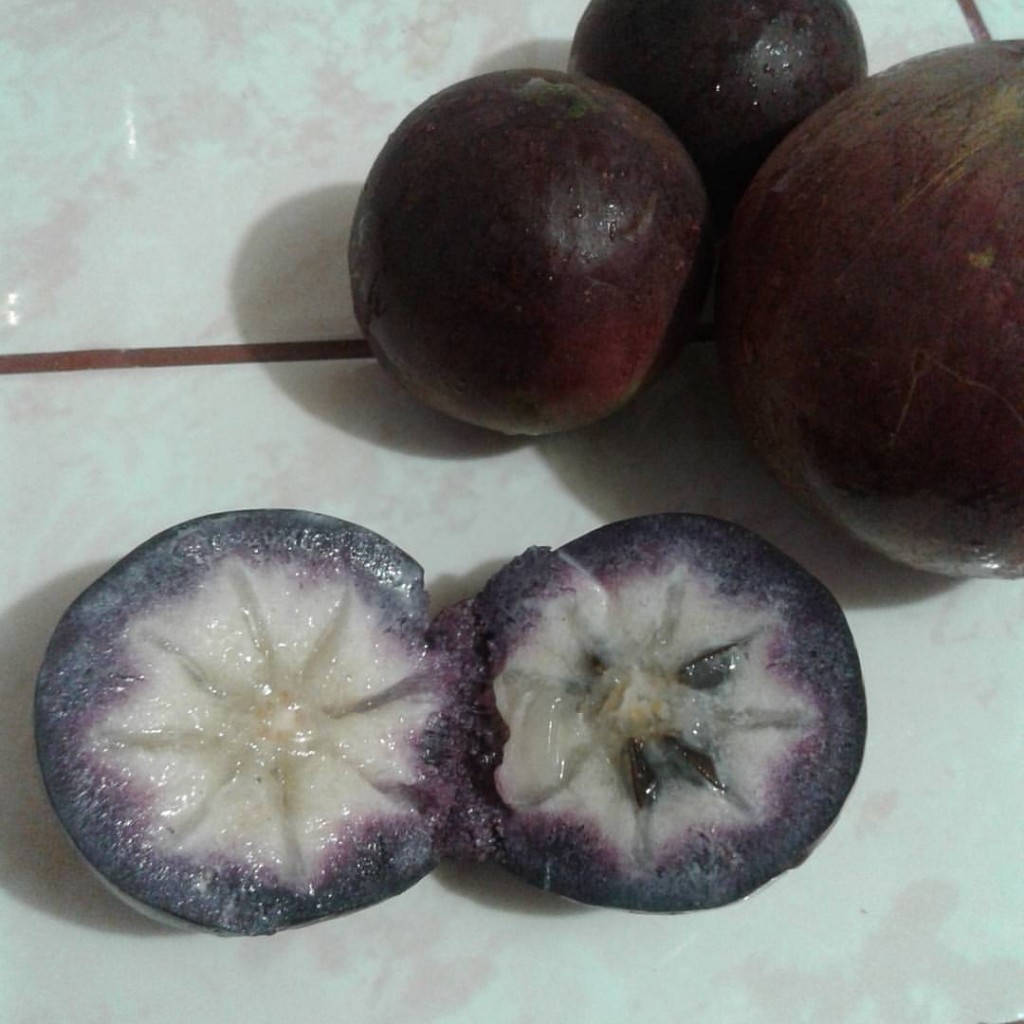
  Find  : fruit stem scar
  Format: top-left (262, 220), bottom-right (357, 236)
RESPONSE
top-left (515, 77), bottom-right (602, 118)
top-left (967, 246), bottom-right (995, 270)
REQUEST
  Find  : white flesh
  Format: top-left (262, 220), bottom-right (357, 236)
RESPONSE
top-left (88, 558), bottom-right (436, 888)
top-left (493, 557), bottom-right (819, 867)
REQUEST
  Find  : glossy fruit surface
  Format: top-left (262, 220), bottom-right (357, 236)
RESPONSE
top-left (35, 510), bottom-right (457, 934)
top-left (439, 514), bottom-right (866, 910)
top-left (717, 41), bottom-right (1024, 577)
top-left (349, 68), bottom-right (711, 435)
top-left (570, 0), bottom-right (866, 222)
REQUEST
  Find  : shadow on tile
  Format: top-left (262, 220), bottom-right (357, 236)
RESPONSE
top-left (230, 183), bottom-right (522, 459)
top-left (470, 37), bottom-right (573, 76)
top-left (537, 342), bottom-right (960, 610)
top-left (426, 559), bottom-right (509, 618)
top-left (228, 178), bottom-right (955, 609)
top-left (264, 358), bottom-right (525, 459)
top-left (230, 181), bottom-right (363, 350)
top-left (0, 564), bottom-right (178, 935)
top-left (432, 859), bottom-right (592, 917)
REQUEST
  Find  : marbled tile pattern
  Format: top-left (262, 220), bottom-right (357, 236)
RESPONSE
top-left (976, 0), bottom-right (1024, 40)
top-left (0, 0), bottom-right (977, 358)
top-left (1, 1), bottom-right (1022, 1022)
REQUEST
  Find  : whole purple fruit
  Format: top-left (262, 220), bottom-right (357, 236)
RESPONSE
top-left (717, 41), bottom-right (1024, 578)
top-left (349, 69), bottom-right (711, 435)
top-left (570, 0), bottom-right (867, 222)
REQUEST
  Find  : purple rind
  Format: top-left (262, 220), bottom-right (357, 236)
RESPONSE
top-left (34, 509), bottom-right (867, 922)
top-left (54, 776), bottom-right (437, 935)
top-left (500, 802), bottom-right (811, 912)
top-left (502, 691), bottom-right (865, 911)
top-left (447, 513), bottom-right (866, 911)
top-left (34, 510), bottom-right (447, 935)
top-left (418, 600), bottom-right (509, 861)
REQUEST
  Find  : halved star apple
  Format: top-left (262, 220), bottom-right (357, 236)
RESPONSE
top-left (35, 510), bottom-right (456, 934)
top-left (447, 514), bottom-right (866, 911)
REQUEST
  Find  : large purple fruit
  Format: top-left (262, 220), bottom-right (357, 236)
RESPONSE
top-left (35, 511), bottom-right (460, 934)
top-left (349, 69), bottom-right (711, 435)
top-left (717, 41), bottom-right (1024, 578)
top-left (569, 0), bottom-right (866, 223)
top-left (438, 514), bottom-right (865, 911)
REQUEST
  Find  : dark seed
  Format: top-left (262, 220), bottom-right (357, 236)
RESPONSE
top-left (661, 734), bottom-right (725, 792)
top-left (624, 737), bottom-right (659, 808)
top-left (679, 643), bottom-right (740, 690)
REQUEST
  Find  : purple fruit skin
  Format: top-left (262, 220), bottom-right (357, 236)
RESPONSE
top-left (717, 41), bottom-right (1024, 578)
top-left (35, 511), bottom-right (866, 921)
top-left (570, 0), bottom-right (867, 223)
top-left (35, 510), bottom-right (452, 935)
top-left (349, 68), bottom-right (711, 435)
top-left (436, 515), bottom-right (865, 911)
top-left (420, 599), bottom-right (510, 862)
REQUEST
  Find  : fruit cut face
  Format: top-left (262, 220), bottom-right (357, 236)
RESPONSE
top-left (35, 511), bottom-right (452, 935)
top-left (468, 515), bottom-right (865, 911)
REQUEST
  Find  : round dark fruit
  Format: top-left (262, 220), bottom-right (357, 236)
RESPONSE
top-left (439, 514), bottom-right (866, 911)
top-left (569, 0), bottom-right (867, 223)
top-left (34, 510), bottom-right (461, 935)
top-left (349, 68), bottom-right (712, 435)
top-left (717, 41), bottom-right (1024, 578)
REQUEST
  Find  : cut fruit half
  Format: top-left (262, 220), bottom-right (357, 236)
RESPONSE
top-left (35, 510), bottom-right (457, 935)
top-left (35, 510), bottom-right (867, 927)
top-left (446, 514), bottom-right (866, 911)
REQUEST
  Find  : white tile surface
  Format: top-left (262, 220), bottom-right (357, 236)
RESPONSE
top-left (0, 0), bottom-right (975, 357)
top-left (977, 0), bottom-right (1024, 41)
top-left (1, 2), bottom-right (1022, 1023)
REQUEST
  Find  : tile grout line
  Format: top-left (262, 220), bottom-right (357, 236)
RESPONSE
top-left (0, 322), bottom-right (713, 375)
top-left (0, 339), bottom-right (372, 375)
top-left (0, 4), bottom-right (995, 379)
top-left (956, 0), bottom-right (992, 40)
